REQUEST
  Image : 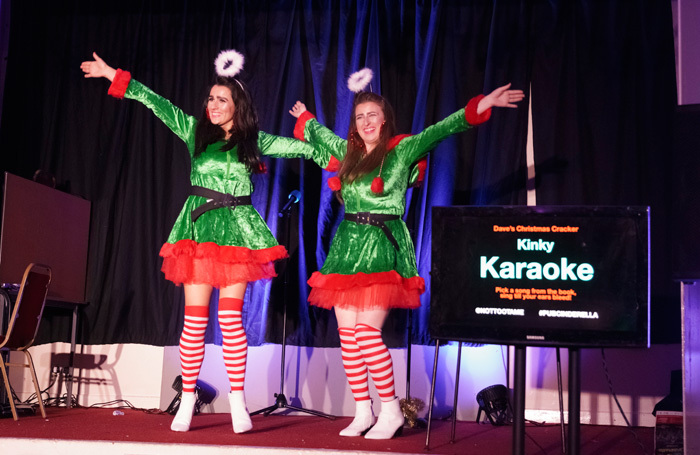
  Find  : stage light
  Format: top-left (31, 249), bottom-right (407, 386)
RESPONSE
top-left (475, 384), bottom-right (513, 426)
top-left (165, 375), bottom-right (216, 416)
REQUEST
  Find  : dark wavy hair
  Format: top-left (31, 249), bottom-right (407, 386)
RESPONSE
top-left (338, 91), bottom-right (397, 184)
top-left (194, 76), bottom-right (264, 174)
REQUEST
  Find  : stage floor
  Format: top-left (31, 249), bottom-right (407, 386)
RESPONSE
top-left (0, 406), bottom-right (654, 455)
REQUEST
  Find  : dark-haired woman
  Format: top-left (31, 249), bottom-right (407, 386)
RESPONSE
top-left (81, 52), bottom-right (329, 434)
top-left (290, 84), bottom-right (523, 439)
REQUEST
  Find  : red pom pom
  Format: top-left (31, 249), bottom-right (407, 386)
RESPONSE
top-left (328, 176), bottom-right (341, 191)
top-left (371, 176), bottom-right (384, 194)
top-left (415, 158), bottom-right (428, 186)
top-left (325, 155), bottom-right (341, 172)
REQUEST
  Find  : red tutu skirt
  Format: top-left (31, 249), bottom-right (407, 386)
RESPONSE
top-left (160, 239), bottom-right (288, 287)
top-left (307, 270), bottom-right (424, 311)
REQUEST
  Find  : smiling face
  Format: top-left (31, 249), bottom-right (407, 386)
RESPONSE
top-left (207, 85), bottom-right (235, 134)
top-left (354, 101), bottom-right (385, 152)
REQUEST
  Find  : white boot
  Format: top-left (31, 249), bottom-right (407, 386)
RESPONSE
top-left (228, 391), bottom-right (253, 434)
top-left (170, 391), bottom-right (197, 432)
top-left (364, 397), bottom-right (404, 440)
top-left (339, 399), bottom-right (376, 437)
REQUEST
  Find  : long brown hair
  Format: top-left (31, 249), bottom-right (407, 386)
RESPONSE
top-left (338, 92), bottom-right (397, 183)
top-left (194, 76), bottom-right (264, 175)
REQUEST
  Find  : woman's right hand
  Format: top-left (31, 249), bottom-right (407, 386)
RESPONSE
top-left (80, 52), bottom-right (117, 81)
top-left (289, 101), bottom-right (307, 118)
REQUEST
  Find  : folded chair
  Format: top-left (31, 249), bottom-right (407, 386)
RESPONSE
top-left (0, 263), bottom-right (52, 420)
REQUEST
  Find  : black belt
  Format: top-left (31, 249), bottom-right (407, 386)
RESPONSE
top-left (190, 186), bottom-right (252, 223)
top-left (344, 212), bottom-right (400, 250)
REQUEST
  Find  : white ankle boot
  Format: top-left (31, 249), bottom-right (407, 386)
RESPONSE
top-left (364, 397), bottom-right (404, 439)
top-left (339, 399), bottom-right (375, 437)
top-left (170, 391), bottom-right (197, 432)
top-left (228, 391), bottom-right (253, 433)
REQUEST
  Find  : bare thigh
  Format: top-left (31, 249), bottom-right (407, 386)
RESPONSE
top-left (335, 306), bottom-right (389, 330)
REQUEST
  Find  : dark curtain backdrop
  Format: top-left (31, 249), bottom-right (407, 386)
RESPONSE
top-left (0, 0), bottom-right (678, 347)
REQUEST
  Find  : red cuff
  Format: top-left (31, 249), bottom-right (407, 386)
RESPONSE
top-left (294, 111), bottom-right (316, 141)
top-left (325, 155), bottom-right (340, 172)
top-left (107, 69), bottom-right (131, 99)
top-left (465, 94), bottom-right (491, 126)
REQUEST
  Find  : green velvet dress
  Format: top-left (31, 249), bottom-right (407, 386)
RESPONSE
top-left (296, 101), bottom-right (488, 311)
top-left (111, 72), bottom-right (328, 287)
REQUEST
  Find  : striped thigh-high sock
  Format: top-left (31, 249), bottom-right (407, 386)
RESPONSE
top-left (355, 323), bottom-right (396, 402)
top-left (338, 327), bottom-right (371, 402)
top-left (218, 298), bottom-right (247, 392)
top-left (180, 305), bottom-right (209, 393)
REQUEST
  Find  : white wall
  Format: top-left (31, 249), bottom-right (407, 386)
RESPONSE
top-left (8, 341), bottom-right (679, 427)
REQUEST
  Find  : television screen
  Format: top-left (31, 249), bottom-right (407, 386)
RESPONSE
top-left (430, 206), bottom-right (649, 348)
top-left (0, 172), bottom-right (90, 303)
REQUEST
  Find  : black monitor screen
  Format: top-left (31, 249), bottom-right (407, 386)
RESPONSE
top-left (430, 206), bottom-right (649, 348)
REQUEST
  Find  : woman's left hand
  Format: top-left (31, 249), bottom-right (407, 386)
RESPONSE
top-left (477, 83), bottom-right (525, 114)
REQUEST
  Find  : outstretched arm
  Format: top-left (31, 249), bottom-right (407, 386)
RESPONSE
top-left (80, 52), bottom-right (196, 148)
top-left (477, 83), bottom-right (525, 114)
top-left (80, 52), bottom-right (117, 82)
top-left (289, 100), bottom-right (347, 163)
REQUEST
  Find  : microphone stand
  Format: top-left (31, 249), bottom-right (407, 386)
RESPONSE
top-left (250, 192), bottom-right (335, 420)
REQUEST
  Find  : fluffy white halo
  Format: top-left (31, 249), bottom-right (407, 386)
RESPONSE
top-left (215, 50), bottom-right (245, 77)
top-left (347, 68), bottom-right (373, 93)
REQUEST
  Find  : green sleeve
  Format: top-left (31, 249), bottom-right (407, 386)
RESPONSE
top-left (397, 109), bottom-right (469, 165)
top-left (258, 131), bottom-right (331, 168)
top-left (304, 118), bottom-right (348, 162)
top-left (125, 79), bottom-right (198, 154)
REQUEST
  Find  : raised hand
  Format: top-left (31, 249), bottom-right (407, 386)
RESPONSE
top-left (80, 52), bottom-right (117, 81)
top-left (289, 101), bottom-right (307, 118)
top-left (477, 83), bottom-right (525, 114)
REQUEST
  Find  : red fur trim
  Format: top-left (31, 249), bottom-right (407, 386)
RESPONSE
top-left (325, 155), bottom-right (341, 172)
top-left (159, 240), bottom-right (288, 287)
top-left (465, 94), bottom-right (491, 126)
top-left (294, 111), bottom-right (316, 141)
top-left (328, 176), bottom-right (341, 191)
top-left (371, 176), bottom-right (384, 194)
top-left (307, 271), bottom-right (424, 310)
top-left (107, 69), bottom-right (131, 99)
top-left (387, 134), bottom-right (412, 150)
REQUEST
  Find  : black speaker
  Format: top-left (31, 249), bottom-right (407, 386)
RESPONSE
top-left (671, 104), bottom-right (700, 280)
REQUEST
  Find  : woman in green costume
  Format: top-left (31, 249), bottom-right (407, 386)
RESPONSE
top-left (81, 51), bottom-right (329, 434)
top-left (290, 71), bottom-right (524, 439)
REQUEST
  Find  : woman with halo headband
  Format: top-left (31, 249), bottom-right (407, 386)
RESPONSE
top-left (289, 68), bottom-right (524, 439)
top-left (81, 50), bottom-right (332, 434)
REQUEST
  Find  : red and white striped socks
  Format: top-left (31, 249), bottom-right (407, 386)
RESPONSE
top-left (354, 323), bottom-right (396, 402)
top-left (218, 297), bottom-right (248, 392)
top-left (179, 305), bottom-right (209, 393)
top-left (338, 327), bottom-right (371, 402)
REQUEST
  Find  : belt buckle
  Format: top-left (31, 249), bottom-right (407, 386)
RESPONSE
top-left (358, 211), bottom-right (370, 224)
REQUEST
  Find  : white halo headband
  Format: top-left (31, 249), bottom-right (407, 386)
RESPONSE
top-left (215, 49), bottom-right (245, 78)
top-left (347, 68), bottom-right (373, 93)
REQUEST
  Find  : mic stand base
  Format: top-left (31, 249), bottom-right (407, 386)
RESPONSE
top-left (251, 195), bottom-right (335, 421)
top-left (250, 392), bottom-right (335, 419)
